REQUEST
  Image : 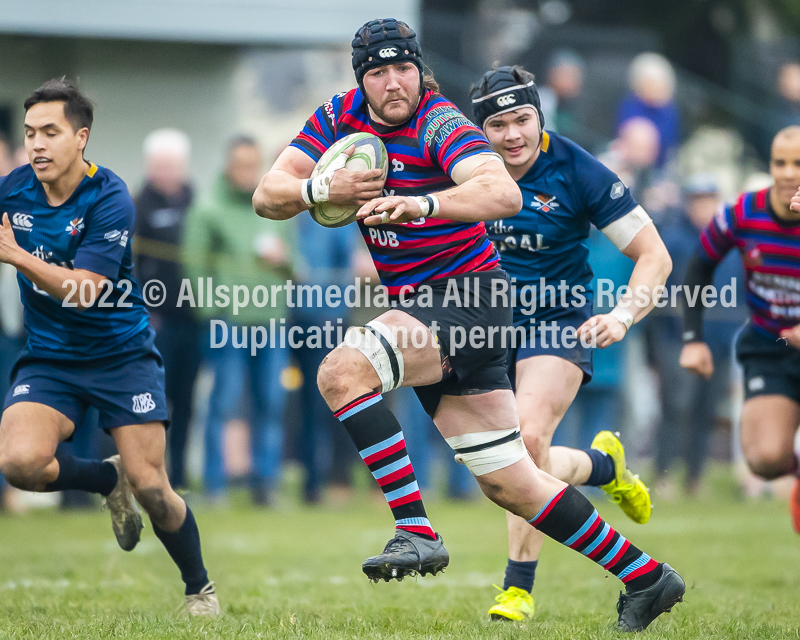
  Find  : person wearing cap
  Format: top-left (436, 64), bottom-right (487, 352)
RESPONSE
top-left (255, 20), bottom-right (682, 631)
top-left (470, 65), bottom-right (679, 628)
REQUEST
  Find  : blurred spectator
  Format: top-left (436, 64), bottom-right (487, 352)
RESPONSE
top-left (776, 62), bottom-right (800, 129)
top-left (184, 136), bottom-right (296, 505)
top-left (0, 134), bottom-right (13, 176)
top-left (538, 50), bottom-right (585, 141)
top-left (757, 62), bottom-right (800, 161)
top-left (0, 139), bottom-right (24, 511)
top-left (679, 126), bottom-right (762, 204)
top-left (617, 53), bottom-right (680, 168)
top-left (290, 214), bottom-right (358, 503)
top-left (600, 117), bottom-right (680, 222)
top-left (133, 128), bottom-right (199, 489)
top-left (12, 147), bottom-right (27, 169)
top-left (647, 174), bottom-right (746, 496)
top-left (605, 117), bottom-right (660, 201)
top-left (0, 262), bottom-right (25, 512)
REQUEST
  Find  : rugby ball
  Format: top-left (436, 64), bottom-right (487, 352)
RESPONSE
top-left (309, 132), bottom-right (388, 228)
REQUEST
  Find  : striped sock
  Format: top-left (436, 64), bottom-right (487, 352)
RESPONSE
top-left (529, 486), bottom-right (662, 591)
top-left (335, 391), bottom-right (436, 540)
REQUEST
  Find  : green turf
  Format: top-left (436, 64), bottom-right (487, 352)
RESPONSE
top-left (0, 481), bottom-right (799, 639)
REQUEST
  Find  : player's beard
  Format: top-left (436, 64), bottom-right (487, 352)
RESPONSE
top-left (369, 89), bottom-right (421, 126)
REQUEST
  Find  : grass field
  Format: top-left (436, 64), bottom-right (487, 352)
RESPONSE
top-left (0, 474), bottom-right (799, 639)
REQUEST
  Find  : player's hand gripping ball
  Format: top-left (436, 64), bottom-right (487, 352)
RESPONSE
top-left (309, 132), bottom-right (388, 228)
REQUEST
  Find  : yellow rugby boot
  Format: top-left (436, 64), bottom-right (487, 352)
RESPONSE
top-left (488, 585), bottom-right (534, 621)
top-left (590, 431), bottom-right (651, 524)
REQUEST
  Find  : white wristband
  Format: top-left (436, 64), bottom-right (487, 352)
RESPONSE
top-left (301, 179), bottom-right (315, 206)
top-left (429, 194), bottom-right (440, 217)
top-left (415, 196), bottom-right (430, 217)
top-left (414, 194), bottom-right (440, 218)
top-left (610, 306), bottom-right (634, 331)
top-left (301, 154), bottom-right (349, 207)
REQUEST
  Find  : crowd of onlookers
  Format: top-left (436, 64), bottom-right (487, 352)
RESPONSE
top-left (0, 50), bottom-right (798, 511)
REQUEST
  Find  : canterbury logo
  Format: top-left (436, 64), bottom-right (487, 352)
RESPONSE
top-left (12, 213), bottom-right (32, 229)
top-left (496, 94), bottom-right (517, 107)
top-left (378, 47), bottom-right (398, 58)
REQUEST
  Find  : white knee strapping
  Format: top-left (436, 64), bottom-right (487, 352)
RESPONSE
top-left (341, 320), bottom-right (405, 393)
top-left (445, 428), bottom-right (528, 476)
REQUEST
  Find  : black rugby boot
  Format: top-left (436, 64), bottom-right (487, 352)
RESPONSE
top-left (362, 529), bottom-right (449, 582)
top-left (616, 564), bottom-right (685, 632)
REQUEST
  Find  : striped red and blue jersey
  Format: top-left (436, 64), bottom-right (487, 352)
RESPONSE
top-left (698, 188), bottom-right (800, 336)
top-left (291, 87), bottom-right (500, 295)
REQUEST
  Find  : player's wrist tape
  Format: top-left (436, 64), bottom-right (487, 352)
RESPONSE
top-left (301, 155), bottom-right (349, 207)
top-left (610, 306), bottom-right (634, 331)
top-left (301, 175), bottom-right (336, 207)
top-left (301, 179), bottom-right (317, 206)
top-left (415, 194), bottom-right (440, 218)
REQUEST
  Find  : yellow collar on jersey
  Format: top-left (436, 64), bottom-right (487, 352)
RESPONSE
top-left (541, 131), bottom-right (550, 153)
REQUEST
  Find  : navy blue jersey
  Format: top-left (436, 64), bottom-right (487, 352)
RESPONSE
top-left (0, 163), bottom-right (150, 361)
top-left (486, 131), bottom-right (638, 325)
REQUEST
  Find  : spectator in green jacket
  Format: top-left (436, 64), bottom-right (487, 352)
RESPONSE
top-left (183, 136), bottom-right (296, 505)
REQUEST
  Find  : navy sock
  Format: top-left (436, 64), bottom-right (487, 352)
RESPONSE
top-left (503, 559), bottom-right (537, 593)
top-left (583, 448), bottom-right (616, 487)
top-left (152, 507), bottom-right (209, 595)
top-left (43, 450), bottom-right (117, 496)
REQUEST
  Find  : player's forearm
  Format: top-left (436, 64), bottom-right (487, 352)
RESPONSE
top-left (436, 170), bottom-right (522, 222)
top-left (682, 252), bottom-right (717, 343)
top-left (618, 246), bottom-right (673, 322)
top-left (13, 251), bottom-right (103, 309)
top-left (253, 170), bottom-right (307, 220)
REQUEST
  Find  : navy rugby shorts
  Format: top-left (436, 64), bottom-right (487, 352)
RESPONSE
top-left (3, 347), bottom-right (169, 433)
top-left (506, 307), bottom-right (594, 390)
